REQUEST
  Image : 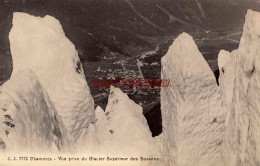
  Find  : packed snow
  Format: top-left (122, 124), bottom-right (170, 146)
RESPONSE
top-left (161, 32), bottom-right (226, 166)
top-left (218, 50), bottom-right (234, 107)
top-left (9, 12), bottom-right (95, 149)
top-left (160, 9), bottom-right (260, 166)
top-left (83, 86), bottom-right (163, 165)
top-left (219, 10), bottom-right (260, 166)
top-left (0, 69), bottom-right (67, 152)
top-left (218, 50), bottom-right (231, 71)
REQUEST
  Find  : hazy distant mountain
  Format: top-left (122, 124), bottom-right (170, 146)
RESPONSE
top-left (1, 0), bottom-right (260, 63)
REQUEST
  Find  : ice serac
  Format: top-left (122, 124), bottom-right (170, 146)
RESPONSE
top-left (161, 33), bottom-right (226, 166)
top-left (85, 86), bottom-right (162, 165)
top-left (218, 50), bottom-right (234, 106)
top-left (9, 12), bottom-right (95, 147)
top-left (219, 10), bottom-right (260, 166)
top-left (218, 50), bottom-right (231, 71)
top-left (0, 69), bottom-right (67, 152)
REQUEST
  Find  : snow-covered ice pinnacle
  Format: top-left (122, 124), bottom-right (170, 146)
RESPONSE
top-left (218, 50), bottom-right (231, 71)
top-left (219, 10), bottom-right (260, 166)
top-left (162, 33), bottom-right (213, 77)
top-left (161, 10), bottom-right (260, 166)
top-left (9, 12), bottom-right (95, 147)
top-left (161, 32), bottom-right (226, 166)
top-left (101, 86), bottom-right (159, 156)
top-left (0, 69), bottom-right (67, 152)
top-left (238, 9), bottom-right (260, 72)
top-left (218, 50), bottom-right (234, 106)
top-left (85, 86), bottom-right (162, 165)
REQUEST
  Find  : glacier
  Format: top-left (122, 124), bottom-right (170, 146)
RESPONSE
top-left (9, 12), bottom-right (95, 149)
top-left (0, 8), bottom-right (259, 166)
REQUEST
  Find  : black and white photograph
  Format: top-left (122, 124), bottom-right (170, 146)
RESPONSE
top-left (0, 0), bottom-right (260, 165)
